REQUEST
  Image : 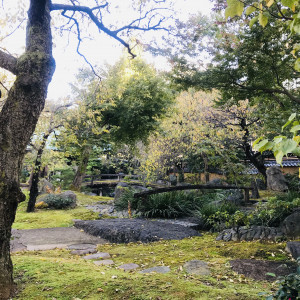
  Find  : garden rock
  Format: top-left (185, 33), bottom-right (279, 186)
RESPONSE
top-left (183, 260), bottom-right (210, 275)
top-left (266, 166), bottom-right (288, 192)
top-left (74, 219), bottom-right (201, 243)
top-left (83, 252), bottom-right (111, 260)
top-left (68, 243), bottom-right (97, 250)
top-left (60, 190), bottom-right (77, 202)
top-left (139, 266), bottom-right (170, 274)
top-left (285, 241), bottom-right (300, 260)
top-left (225, 189), bottom-right (244, 205)
top-left (281, 211), bottom-right (300, 239)
top-left (38, 178), bottom-right (54, 194)
top-left (94, 260), bottom-right (114, 266)
top-left (118, 263), bottom-right (139, 271)
top-left (71, 249), bottom-right (97, 255)
top-left (216, 226), bottom-right (284, 242)
top-left (230, 259), bottom-right (297, 281)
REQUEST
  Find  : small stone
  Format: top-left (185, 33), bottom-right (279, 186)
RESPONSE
top-left (83, 252), bottom-right (111, 260)
top-left (71, 249), bottom-right (97, 256)
top-left (183, 260), bottom-right (210, 275)
top-left (68, 244), bottom-right (97, 250)
top-left (94, 260), bottom-right (115, 266)
top-left (118, 263), bottom-right (139, 271)
top-left (139, 266), bottom-right (170, 274)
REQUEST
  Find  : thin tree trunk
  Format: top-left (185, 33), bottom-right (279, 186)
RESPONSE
top-left (0, 1), bottom-right (55, 298)
top-left (27, 133), bottom-right (49, 212)
top-left (72, 146), bottom-right (91, 190)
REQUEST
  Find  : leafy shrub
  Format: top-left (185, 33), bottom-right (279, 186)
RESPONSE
top-left (114, 187), bottom-right (138, 211)
top-left (248, 197), bottom-right (300, 227)
top-left (38, 194), bottom-right (76, 209)
top-left (196, 202), bottom-right (240, 231)
top-left (137, 191), bottom-right (203, 218)
top-left (284, 173), bottom-right (300, 192)
top-left (35, 201), bottom-right (48, 209)
top-left (261, 258), bottom-right (300, 300)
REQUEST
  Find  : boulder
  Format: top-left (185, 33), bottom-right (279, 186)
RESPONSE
top-left (38, 178), bottom-right (54, 194)
top-left (266, 166), bottom-right (288, 192)
top-left (281, 211), bottom-right (300, 239)
top-left (285, 241), bottom-right (300, 260)
top-left (225, 189), bottom-right (244, 206)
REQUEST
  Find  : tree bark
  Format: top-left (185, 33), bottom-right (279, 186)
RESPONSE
top-left (240, 118), bottom-right (267, 182)
top-left (0, 0), bottom-right (55, 298)
top-left (72, 145), bottom-right (91, 190)
top-left (27, 133), bottom-right (50, 212)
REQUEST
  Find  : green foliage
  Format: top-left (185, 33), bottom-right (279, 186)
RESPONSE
top-left (50, 167), bottom-right (75, 189)
top-left (39, 194), bottom-right (76, 209)
top-left (285, 173), bottom-right (300, 192)
top-left (261, 258), bottom-right (300, 300)
top-left (198, 202), bottom-right (240, 231)
top-left (248, 196), bottom-right (300, 227)
top-left (254, 113), bottom-right (300, 164)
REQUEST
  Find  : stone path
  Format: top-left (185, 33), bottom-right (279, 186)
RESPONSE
top-left (67, 243), bottom-right (211, 275)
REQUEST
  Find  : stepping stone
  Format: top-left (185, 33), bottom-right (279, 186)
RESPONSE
top-left (94, 260), bottom-right (114, 266)
top-left (118, 263), bottom-right (139, 271)
top-left (68, 243), bottom-right (97, 250)
top-left (70, 249), bottom-right (97, 256)
top-left (183, 260), bottom-right (210, 275)
top-left (139, 266), bottom-right (170, 274)
top-left (285, 241), bottom-right (300, 260)
top-left (83, 252), bottom-right (111, 260)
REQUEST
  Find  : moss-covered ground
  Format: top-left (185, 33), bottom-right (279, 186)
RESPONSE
top-left (13, 234), bottom-right (289, 299)
top-left (12, 191), bottom-right (293, 299)
top-left (13, 192), bottom-right (110, 229)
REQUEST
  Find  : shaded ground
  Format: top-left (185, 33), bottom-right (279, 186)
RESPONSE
top-left (11, 227), bottom-right (108, 252)
top-left (230, 259), bottom-right (297, 281)
top-left (74, 218), bottom-right (202, 243)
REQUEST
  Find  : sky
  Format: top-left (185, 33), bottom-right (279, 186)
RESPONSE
top-left (0, 0), bottom-right (213, 100)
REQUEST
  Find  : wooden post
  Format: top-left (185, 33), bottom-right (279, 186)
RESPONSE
top-left (91, 176), bottom-right (94, 186)
top-left (244, 188), bottom-right (250, 204)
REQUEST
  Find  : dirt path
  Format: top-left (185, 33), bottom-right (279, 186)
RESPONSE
top-left (11, 227), bottom-right (108, 252)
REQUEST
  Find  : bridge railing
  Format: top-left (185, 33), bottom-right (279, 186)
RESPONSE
top-left (133, 184), bottom-right (253, 204)
top-left (84, 174), bottom-right (142, 185)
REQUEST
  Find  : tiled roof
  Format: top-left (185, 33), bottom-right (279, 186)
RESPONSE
top-left (247, 159), bottom-right (300, 174)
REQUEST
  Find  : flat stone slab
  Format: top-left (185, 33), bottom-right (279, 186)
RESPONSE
top-left (118, 263), bottom-right (139, 270)
top-left (10, 227), bottom-right (108, 252)
top-left (83, 252), bottom-right (111, 260)
top-left (68, 243), bottom-right (97, 250)
top-left (285, 241), bottom-right (300, 260)
top-left (94, 260), bottom-right (115, 266)
top-left (183, 260), bottom-right (210, 275)
top-left (74, 219), bottom-right (201, 243)
top-left (71, 249), bottom-right (97, 255)
top-left (139, 266), bottom-right (170, 274)
top-left (230, 259), bottom-right (297, 281)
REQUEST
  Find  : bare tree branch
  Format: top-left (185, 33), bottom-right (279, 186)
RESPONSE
top-left (0, 50), bottom-right (17, 74)
top-left (50, 2), bottom-right (169, 58)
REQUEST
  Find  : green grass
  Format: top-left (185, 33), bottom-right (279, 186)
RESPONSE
top-left (13, 233), bottom-right (289, 300)
top-left (13, 191), bottom-right (112, 229)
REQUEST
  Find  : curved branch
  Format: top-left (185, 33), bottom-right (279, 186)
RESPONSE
top-left (50, 2), bottom-right (169, 58)
top-left (0, 50), bottom-right (17, 75)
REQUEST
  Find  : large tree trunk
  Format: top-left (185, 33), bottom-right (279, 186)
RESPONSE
top-left (27, 133), bottom-right (50, 212)
top-left (72, 146), bottom-right (91, 190)
top-left (0, 1), bottom-right (55, 298)
top-left (240, 118), bottom-right (267, 182)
